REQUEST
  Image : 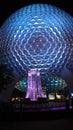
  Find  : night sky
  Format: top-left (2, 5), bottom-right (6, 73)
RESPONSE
top-left (0, 0), bottom-right (73, 27)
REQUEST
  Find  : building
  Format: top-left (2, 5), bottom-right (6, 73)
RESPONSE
top-left (0, 4), bottom-right (73, 102)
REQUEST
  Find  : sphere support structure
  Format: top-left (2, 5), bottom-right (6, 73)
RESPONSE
top-left (25, 69), bottom-right (45, 101)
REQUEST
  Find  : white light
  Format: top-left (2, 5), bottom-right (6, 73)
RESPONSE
top-left (71, 93), bottom-right (73, 97)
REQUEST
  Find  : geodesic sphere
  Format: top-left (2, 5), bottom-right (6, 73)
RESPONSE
top-left (0, 4), bottom-right (73, 79)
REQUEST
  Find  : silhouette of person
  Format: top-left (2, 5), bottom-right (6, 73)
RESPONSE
top-left (71, 97), bottom-right (73, 109)
top-left (65, 99), bottom-right (70, 110)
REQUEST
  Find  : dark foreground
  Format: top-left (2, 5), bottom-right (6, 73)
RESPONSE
top-left (0, 101), bottom-right (73, 130)
top-left (0, 109), bottom-right (73, 130)
top-left (0, 103), bottom-right (73, 120)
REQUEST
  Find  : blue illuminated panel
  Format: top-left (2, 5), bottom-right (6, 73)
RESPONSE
top-left (15, 78), bottom-right (27, 92)
top-left (0, 4), bottom-right (73, 79)
top-left (42, 74), bottom-right (67, 93)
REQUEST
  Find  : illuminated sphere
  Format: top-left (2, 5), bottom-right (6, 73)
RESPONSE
top-left (0, 4), bottom-right (73, 81)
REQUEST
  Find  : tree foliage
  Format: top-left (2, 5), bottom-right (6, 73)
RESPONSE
top-left (0, 63), bottom-right (15, 92)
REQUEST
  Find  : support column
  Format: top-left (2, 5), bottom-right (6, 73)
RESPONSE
top-left (25, 69), bottom-right (45, 101)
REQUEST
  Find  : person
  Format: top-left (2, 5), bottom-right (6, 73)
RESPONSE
top-left (71, 97), bottom-right (73, 109)
top-left (65, 98), bottom-right (70, 110)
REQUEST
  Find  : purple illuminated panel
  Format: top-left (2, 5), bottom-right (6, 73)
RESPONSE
top-left (25, 69), bottom-right (45, 101)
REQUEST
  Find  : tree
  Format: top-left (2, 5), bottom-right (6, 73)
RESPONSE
top-left (59, 87), bottom-right (70, 98)
top-left (0, 63), bottom-right (15, 92)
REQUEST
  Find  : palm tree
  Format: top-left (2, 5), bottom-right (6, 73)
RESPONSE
top-left (0, 63), bottom-right (15, 92)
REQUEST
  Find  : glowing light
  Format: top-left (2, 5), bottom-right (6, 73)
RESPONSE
top-left (15, 78), bottom-right (27, 92)
top-left (48, 94), bottom-right (55, 100)
top-left (25, 69), bottom-right (45, 101)
top-left (71, 93), bottom-right (73, 97)
top-left (42, 74), bottom-right (67, 93)
top-left (0, 4), bottom-right (73, 82)
top-left (56, 93), bottom-right (61, 99)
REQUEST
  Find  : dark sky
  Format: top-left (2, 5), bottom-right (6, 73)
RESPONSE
top-left (0, 0), bottom-right (73, 27)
